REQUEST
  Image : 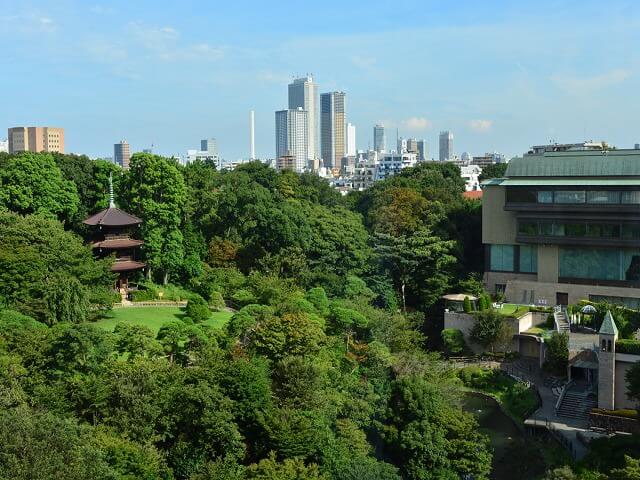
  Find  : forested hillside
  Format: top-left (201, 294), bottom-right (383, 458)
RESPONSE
top-left (0, 151), bottom-right (491, 479)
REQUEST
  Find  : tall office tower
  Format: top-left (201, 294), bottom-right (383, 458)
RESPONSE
top-left (201, 138), bottom-right (217, 154)
top-left (397, 137), bottom-right (408, 154)
top-left (0, 139), bottom-right (8, 153)
top-left (288, 76), bottom-right (317, 161)
top-left (114, 140), bottom-right (131, 169)
top-left (417, 140), bottom-right (428, 161)
top-left (8, 126), bottom-right (64, 153)
top-left (374, 124), bottom-right (386, 153)
top-left (249, 110), bottom-right (255, 159)
top-left (439, 131), bottom-right (454, 161)
top-left (320, 91), bottom-right (346, 168)
top-left (406, 138), bottom-right (418, 155)
top-left (346, 123), bottom-right (356, 156)
top-left (275, 108), bottom-right (308, 172)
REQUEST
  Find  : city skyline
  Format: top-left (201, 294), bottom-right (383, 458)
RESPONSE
top-left (1, 0), bottom-right (639, 160)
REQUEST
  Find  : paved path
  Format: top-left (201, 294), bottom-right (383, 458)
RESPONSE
top-left (501, 358), bottom-right (604, 459)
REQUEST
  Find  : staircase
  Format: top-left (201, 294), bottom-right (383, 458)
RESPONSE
top-left (557, 389), bottom-right (597, 420)
top-left (554, 307), bottom-right (570, 334)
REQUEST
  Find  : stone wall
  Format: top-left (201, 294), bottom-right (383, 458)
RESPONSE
top-left (589, 412), bottom-right (640, 434)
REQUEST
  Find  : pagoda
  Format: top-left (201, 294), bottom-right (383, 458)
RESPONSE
top-left (83, 175), bottom-right (145, 298)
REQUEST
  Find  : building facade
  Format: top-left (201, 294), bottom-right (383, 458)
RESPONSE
top-left (275, 108), bottom-right (308, 172)
top-left (472, 152), bottom-right (506, 167)
top-left (114, 141), bottom-right (131, 169)
top-left (320, 91), bottom-right (346, 168)
top-left (288, 76), bottom-right (317, 161)
top-left (346, 123), bottom-right (356, 157)
top-left (482, 149), bottom-right (640, 307)
top-left (373, 124), bottom-right (385, 153)
top-left (0, 139), bottom-right (7, 153)
top-left (439, 130), bottom-right (453, 161)
top-left (8, 126), bottom-right (64, 154)
top-left (417, 140), bottom-right (428, 161)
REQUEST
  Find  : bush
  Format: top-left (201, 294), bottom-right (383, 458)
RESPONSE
top-left (441, 328), bottom-right (467, 356)
top-left (209, 290), bottom-right (225, 310)
top-left (231, 289), bottom-right (257, 308)
top-left (544, 332), bottom-right (568, 375)
top-left (185, 295), bottom-right (211, 323)
top-left (616, 339), bottom-right (640, 355)
top-left (591, 408), bottom-right (638, 419)
top-left (463, 296), bottom-right (472, 313)
top-left (182, 316), bottom-right (194, 325)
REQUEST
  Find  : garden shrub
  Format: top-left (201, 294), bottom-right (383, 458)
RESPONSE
top-left (441, 328), bottom-right (468, 356)
top-left (185, 295), bottom-right (211, 323)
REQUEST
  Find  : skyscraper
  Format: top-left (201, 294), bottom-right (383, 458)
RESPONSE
top-left (114, 140), bottom-right (131, 169)
top-left (288, 76), bottom-right (317, 161)
top-left (347, 123), bottom-right (356, 157)
top-left (417, 140), bottom-right (428, 161)
top-left (275, 108), bottom-right (308, 172)
top-left (8, 126), bottom-right (64, 153)
top-left (320, 91), bottom-right (346, 168)
top-left (374, 124), bottom-right (385, 153)
top-left (201, 138), bottom-right (217, 154)
top-left (439, 131), bottom-right (454, 161)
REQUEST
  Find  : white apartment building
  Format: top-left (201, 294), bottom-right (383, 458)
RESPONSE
top-left (275, 108), bottom-right (308, 172)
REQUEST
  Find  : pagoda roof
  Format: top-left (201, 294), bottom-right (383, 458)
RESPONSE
top-left (112, 260), bottom-right (146, 272)
top-left (83, 207), bottom-right (142, 227)
top-left (599, 310), bottom-right (619, 336)
top-left (92, 238), bottom-right (144, 249)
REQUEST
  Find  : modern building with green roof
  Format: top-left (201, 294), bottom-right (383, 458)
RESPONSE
top-left (482, 147), bottom-right (640, 307)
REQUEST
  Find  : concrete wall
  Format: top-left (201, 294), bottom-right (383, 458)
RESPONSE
top-left (537, 244), bottom-right (559, 283)
top-left (482, 185), bottom-right (517, 244)
top-left (519, 336), bottom-right (540, 358)
top-left (614, 354), bottom-right (640, 410)
top-left (444, 311), bottom-right (522, 354)
top-left (486, 276), bottom-right (640, 307)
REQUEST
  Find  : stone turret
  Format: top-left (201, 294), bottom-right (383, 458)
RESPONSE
top-left (597, 310), bottom-right (618, 409)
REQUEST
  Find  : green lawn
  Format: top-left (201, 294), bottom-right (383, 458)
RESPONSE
top-left (93, 306), bottom-right (233, 333)
top-left (497, 303), bottom-right (530, 318)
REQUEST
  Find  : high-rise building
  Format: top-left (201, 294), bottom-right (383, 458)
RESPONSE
top-left (347, 123), bottom-right (356, 157)
top-left (439, 131), bottom-right (453, 161)
top-left (114, 141), bottom-right (131, 169)
top-left (397, 137), bottom-right (407, 154)
top-left (8, 126), bottom-right (64, 154)
top-left (275, 108), bottom-right (308, 172)
top-left (0, 139), bottom-right (8, 153)
top-left (417, 140), bottom-right (428, 161)
top-left (374, 124), bottom-right (385, 153)
top-left (201, 138), bottom-right (217, 155)
top-left (288, 76), bottom-right (318, 161)
top-left (406, 138), bottom-right (418, 156)
top-left (320, 92), bottom-right (346, 168)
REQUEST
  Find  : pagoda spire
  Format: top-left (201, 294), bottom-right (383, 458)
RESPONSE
top-left (109, 172), bottom-right (115, 208)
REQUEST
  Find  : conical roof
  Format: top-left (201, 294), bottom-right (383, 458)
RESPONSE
top-left (83, 207), bottom-right (142, 227)
top-left (599, 310), bottom-right (619, 336)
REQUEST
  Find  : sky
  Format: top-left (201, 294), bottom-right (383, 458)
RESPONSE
top-left (1, 0), bottom-right (639, 161)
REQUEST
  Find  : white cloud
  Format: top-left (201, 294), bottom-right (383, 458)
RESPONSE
top-left (551, 69), bottom-right (630, 93)
top-left (402, 117), bottom-right (433, 130)
top-left (469, 119), bottom-right (493, 133)
top-left (0, 13), bottom-right (56, 32)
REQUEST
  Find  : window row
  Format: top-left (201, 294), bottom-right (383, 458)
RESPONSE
top-left (506, 189), bottom-right (640, 205)
top-left (518, 220), bottom-right (640, 240)
top-left (489, 244), bottom-right (537, 273)
top-left (559, 247), bottom-right (640, 282)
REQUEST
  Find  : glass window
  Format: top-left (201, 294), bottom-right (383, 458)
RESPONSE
top-left (506, 189), bottom-right (537, 203)
top-left (553, 223), bottom-right (565, 236)
top-left (537, 191), bottom-right (553, 203)
top-left (539, 221), bottom-right (554, 236)
top-left (518, 221), bottom-right (538, 235)
top-left (587, 224), bottom-right (620, 238)
top-left (554, 191), bottom-right (586, 204)
top-left (490, 245), bottom-right (515, 272)
top-left (519, 245), bottom-right (538, 273)
top-left (622, 191), bottom-right (640, 204)
top-left (559, 247), bottom-right (640, 281)
top-left (565, 223), bottom-right (587, 237)
top-left (622, 224), bottom-right (640, 240)
top-left (587, 191), bottom-right (620, 204)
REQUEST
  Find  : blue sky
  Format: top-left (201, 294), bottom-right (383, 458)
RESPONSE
top-left (1, 0), bottom-right (639, 160)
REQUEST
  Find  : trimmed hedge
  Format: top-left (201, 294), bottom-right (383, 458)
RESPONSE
top-left (616, 339), bottom-right (640, 355)
top-left (592, 408), bottom-right (638, 419)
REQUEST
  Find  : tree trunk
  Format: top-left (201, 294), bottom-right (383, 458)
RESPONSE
top-left (401, 281), bottom-right (407, 314)
top-left (163, 271), bottom-right (169, 285)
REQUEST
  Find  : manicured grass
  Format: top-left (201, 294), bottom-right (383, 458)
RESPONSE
top-left (93, 306), bottom-right (233, 334)
top-left (523, 327), bottom-right (554, 339)
top-left (497, 303), bottom-right (530, 318)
